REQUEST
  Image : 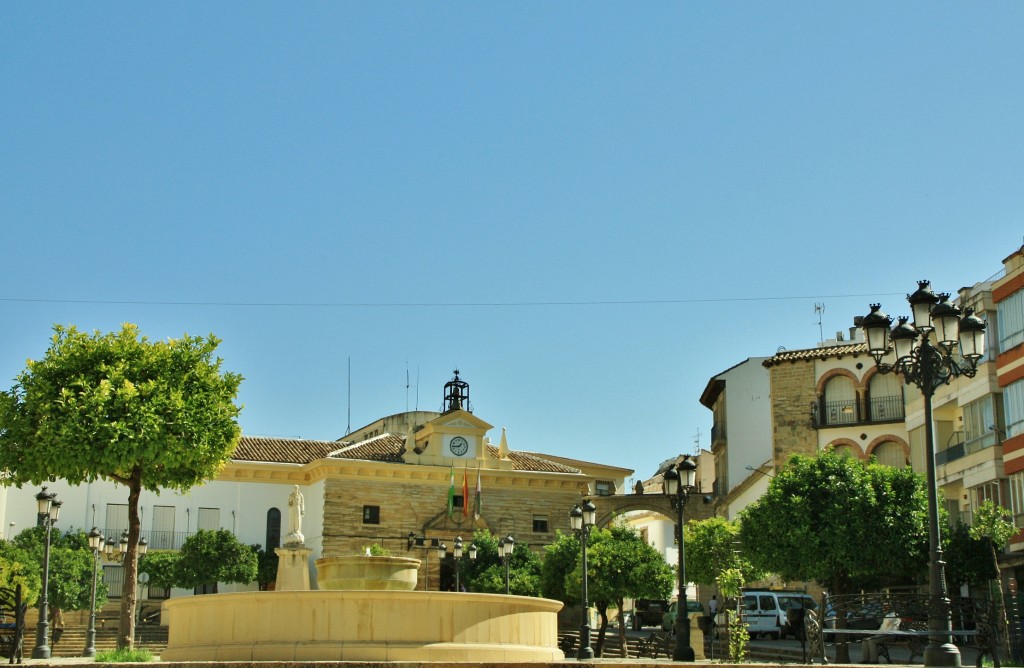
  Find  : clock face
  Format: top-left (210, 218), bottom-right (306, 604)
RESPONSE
top-left (449, 436), bottom-right (469, 456)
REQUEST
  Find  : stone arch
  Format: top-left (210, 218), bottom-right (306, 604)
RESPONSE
top-left (823, 438), bottom-right (865, 460)
top-left (866, 435), bottom-right (911, 466)
top-left (817, 370), bottom-right (861, 426)
top-left (815, 368), bottom-right (863, 395)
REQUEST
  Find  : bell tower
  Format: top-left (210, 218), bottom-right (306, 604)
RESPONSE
top-left (442, 369), bottom-right (471, 413)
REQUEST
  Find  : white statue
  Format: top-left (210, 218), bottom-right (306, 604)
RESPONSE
top-left (285, 485), bottom-right (305, 546)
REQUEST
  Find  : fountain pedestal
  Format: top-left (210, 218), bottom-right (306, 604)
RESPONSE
top-left (274, 546), bottom-right (312, 591)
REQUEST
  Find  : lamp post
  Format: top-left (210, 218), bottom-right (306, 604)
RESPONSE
top-left (32, 487), bottom-right (61, 660)
top-left (453, 536), bottom-right (463, 592)
top-left (83, 527), bottom-right (104, 657)
top-left (569, 500), bottom-right (597, 660)
top-left (862, 282), bottom-right (986, 668)
top-left (663, 456), bottom-right (698, 662)
top-left (499, 534), bottom-right (515, 594)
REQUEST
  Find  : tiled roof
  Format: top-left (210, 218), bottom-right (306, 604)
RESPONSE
top-left (762, 342), bottom-right (868, 367)
top-left (328, 434), bottom-right (406, 463)
top-left (232, 436), bottom-right (343, 464)
top-left (486, 445), bottom-right (581, 474)
top-left (233, 433), bottom-right (581, 474)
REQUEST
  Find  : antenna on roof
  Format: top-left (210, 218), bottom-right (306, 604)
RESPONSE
top-left (405, 360), bottom-right (410, 412)
top-left (814, 303), bottom-right (825, 342)
top-left (693, 428), bottom-right (702, 455)
top-left (347, 357), bottom-right (351, 435)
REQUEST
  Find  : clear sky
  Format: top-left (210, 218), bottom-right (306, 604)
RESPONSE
top-left (3, 3), bottom-right (1023, 487)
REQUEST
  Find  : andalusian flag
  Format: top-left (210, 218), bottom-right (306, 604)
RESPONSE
top-left (447, 465), bottom-right (455, 518)
top-left (462, 467), bottom-right (469, 518)
top-left (473, 469), bottom-right (482, 520)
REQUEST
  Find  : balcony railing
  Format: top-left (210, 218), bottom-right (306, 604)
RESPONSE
top-left (936, 441), bottom-right (966, 466)
top-left (822, 400), bottom-right (857, 426)
top-left (711, 423), bottom-right (726, 443)
top-left (868, 395), bottom-right (905, 422)
top-left (98, 528), bottom-right (203, 551)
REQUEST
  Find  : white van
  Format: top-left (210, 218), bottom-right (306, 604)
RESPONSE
top-left (717, 590), bottom-right (817, 639)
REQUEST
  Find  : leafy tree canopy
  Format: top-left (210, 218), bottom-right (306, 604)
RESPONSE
top-left (461, 529), bottom-right (541, 596)
top-left (6, 527), bottom-right (107, 613)
top-left (684, 515), bottom-right (762, 586)
top-left (0, 323), bottom-right (242, 648)
top-left (175, 529), bottom-right (258, 592)
top-left (539, 531), bottom-right (581, 604)
top-left (739, 451), bottom-right (928, 594)
top-left (0, 542), bottom-right (42, 605)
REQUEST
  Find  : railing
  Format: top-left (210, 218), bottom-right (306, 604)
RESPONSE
top-left (823, 400), bottom-right (857, 426)
top-left (98, 529), bottom-right (200, 551)
top-left (868, 395), bottom-right (904, 422)
top-left (936, 441), bottom-right (966, 466)
top-left (711, 423), bottom-right (726, 443)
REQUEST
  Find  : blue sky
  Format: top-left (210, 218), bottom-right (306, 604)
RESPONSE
top-left (2, 3), bottom-right (1022, 485)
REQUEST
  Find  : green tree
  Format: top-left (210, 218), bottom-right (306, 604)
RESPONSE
top-left (175, 530), bottom-right (258, 593)
top-left (539, 531), bottom-right (581, 604)
top-left (461, 529), bottom-right (541, 596)
top-left (137, 550), bottom-right (181, 592)
top-left (251, 544), bottom-right (278, 591)
top-left (740, 451), bottom-right (928, 661)
top-left (0, 324), bottom-right (243, 648)
top-left (0, 543), bottom-right (42, 606)
top-left (945, 520), bottom-right (996, 589)
top-left (684, 515), bottom-right (762, 587)
top-left (8, 527), bottom-right (108, 625)
top-left (969, 500), bottom-right (1017, 655)
top-left (567, 524), bottom-right (674, 657)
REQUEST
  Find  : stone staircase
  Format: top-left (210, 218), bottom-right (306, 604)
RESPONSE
top-left (24, 614), bottom-right (168, 658)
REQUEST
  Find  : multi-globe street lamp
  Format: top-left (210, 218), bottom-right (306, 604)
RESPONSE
top-left (663, 456), bottom-right (698, 662)
top-left (569, 500), bottom-right (596, 660)
top-left (862, 281), bottom-right (986, 668)
top-left (498, 534), bottom-right (515, 594)
top-left (83, 527), bottom-right (104, 657)
top-left (32, 487), bottom-right (61, 660)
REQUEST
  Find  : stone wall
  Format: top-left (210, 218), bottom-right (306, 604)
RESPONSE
top-left (767, 361), bottom-right (818, 467)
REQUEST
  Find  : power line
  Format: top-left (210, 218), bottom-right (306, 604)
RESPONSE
top-left (0, 292), bottom-right (906, 309)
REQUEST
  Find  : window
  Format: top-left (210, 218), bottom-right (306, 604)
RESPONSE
top-left (151, 505), bottom-right (175, 550)
top-left (867, 374), bottom-right (904, 422)
top-left (532, 516), bottom-right (549, 533)
top-left (197, 507), bottom-right (220, 531)
top-left (362, 505), bottom-right (380, 525)
top-left (759, 595), bottom-right (777, 611)
top-left (970, 481), bottom-right (1004, 515)
top-left (453, 495), bottom-right (465, 509)
top-left (105, 504), bottom-right (128, 540)
top-left (1006, 380), bottom-right (1024, 439)
top-left (822, 377), bottom-right (857, 425)
top-left (963, 396), bottom-right (997, 454)
top-left (998, 290), bottom-right (1024, 352)
top-left (1009, 472), bottom-right (1024, 529)
top-left (103, 565), bottom-right (124, 599)
top-left (266, 508), bottom-right (281, 548)
top-left (873, 441), bottom-right (908, 467)
top-left (595, 481), bottom-right (614, 496)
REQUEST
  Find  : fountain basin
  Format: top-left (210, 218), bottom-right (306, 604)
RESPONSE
top-left (160, 590), bottom-right (564, 662)
top-left (315, 554), bottom-right (420, 591)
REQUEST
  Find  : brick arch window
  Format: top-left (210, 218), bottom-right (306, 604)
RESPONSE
top-left (866, 372), bottom-right (904, 422)
top-left (871, 441), bottom-right (909, 467)
top-left (821, 375), bottom-right (857, 425)
top-left (266, 508), bottom-right (282, 550)
top-left (832, 444), bottom-right (859, 459)
top-left (825, 439), bottom-right (864, 459)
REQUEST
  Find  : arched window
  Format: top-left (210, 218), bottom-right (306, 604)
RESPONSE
top-left (867, 374), bottom-right (904, 422)
top-left (822, 376), bottom-right (857, 425)
top-left (872, 441), bottom-right (908, 467)
top-left (266, 508), bottom-right (281, 550)
top-left (832, 445), bottom-right (857, 458)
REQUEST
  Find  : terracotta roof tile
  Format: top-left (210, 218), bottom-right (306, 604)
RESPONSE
top-left (232, 436), bottom-right (341, 464)
top-left (762, 342), bottom-right (868, 367)
top-left (233, 433), bottom-right (581, 474)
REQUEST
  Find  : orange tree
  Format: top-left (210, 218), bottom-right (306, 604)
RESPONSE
top-left (0, 324), bottom-right (242, 649)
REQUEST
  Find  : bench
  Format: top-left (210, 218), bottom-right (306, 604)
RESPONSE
top-left (558, 634), bottom-right (577, 655)
top-left (636, 631), bottom-right (673, 659)
top-left (804, 593), bottom-right (998, 667)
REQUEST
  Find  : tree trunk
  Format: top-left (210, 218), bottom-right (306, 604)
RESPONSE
top-left (832, 576), bottom-right (851, 664)
top-left (117, 469), bottom-right (142, 650)
top-left (990, 541), bottom-right (1011, 660)
top-left (594, 604), bottom-right (609, 657)
top-left (616, 597), bottom-right (627, 658)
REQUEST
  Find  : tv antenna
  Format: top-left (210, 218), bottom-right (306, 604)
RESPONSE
top-left (814, 303), bottom-right (825, 342)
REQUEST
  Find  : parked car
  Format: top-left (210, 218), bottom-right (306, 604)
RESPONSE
top-left (632, 599), bottom-right (670, 630)
top-left (715, 590), bottom-right (817, 639)
top-left (661, 599), bottom-right (705, 633)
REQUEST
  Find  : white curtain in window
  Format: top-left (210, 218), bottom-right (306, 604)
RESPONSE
top-left (873, 441), bottom-right (908, 467)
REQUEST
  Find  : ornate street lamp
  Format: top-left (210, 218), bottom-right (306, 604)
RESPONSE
top-left (862, 282), bottom-right (986, 668)
top-left (499, 534), bottom-right (515, 594)
top-left (663, 456), bottom-right (698, 662)
top-left (32, 487), bottom-right (61, 659)
top-left (569, 500), bottom-right (597, 660)
top-left (83, 527), bottom-right (104, 657)
top-left (453, 536), bottom-right (463, 592)
top-left (103, 530), bottom-right (148, 563)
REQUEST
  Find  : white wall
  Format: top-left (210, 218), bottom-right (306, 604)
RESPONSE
top-left (721, 358), bottom-right (772, 493)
